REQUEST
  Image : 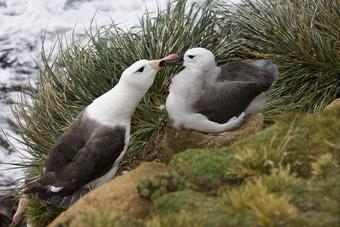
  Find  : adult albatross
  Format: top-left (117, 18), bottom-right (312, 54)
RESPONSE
top-left (23, 54), bottom-right (178, 211)
top-left (160, 47), bottom-right (278, 134)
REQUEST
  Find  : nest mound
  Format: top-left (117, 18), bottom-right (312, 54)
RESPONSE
top-left (162, 111), bottom-right (264, 162)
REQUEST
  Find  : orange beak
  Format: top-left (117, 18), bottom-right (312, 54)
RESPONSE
top-left (149, 54), bottom-right (179, 70)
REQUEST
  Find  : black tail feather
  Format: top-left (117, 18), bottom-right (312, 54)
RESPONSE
top-left (44, 186), bottom-right (91, 209)
top-left (25, 175), bottom-right (91, 209)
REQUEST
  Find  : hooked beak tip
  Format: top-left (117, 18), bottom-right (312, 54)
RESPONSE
top-left (149, 54), bottom-right (180, 70)
top-left (160, 55), bottom-right (184, 67)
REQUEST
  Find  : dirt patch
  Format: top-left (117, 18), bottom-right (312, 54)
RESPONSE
top-left (48, 162), bottom-right (169, 227)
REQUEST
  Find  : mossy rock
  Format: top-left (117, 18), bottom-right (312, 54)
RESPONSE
top-left (170, 100), bottom-right (340, 191)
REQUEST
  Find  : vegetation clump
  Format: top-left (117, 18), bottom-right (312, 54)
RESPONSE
top-left (64, 208), bottom-right (143, 227)
top-left (137, 172), bottom-right (186, 201)
top-left (146, 102), bottom-right (340, 226)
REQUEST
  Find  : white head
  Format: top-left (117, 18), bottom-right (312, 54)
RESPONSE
top-left (119, 54), bottom-right (179, 91)
top-left (160, 47), bottom-right (217, 72)
top-left (119, 59), bottom-right (158, 91)
top-left (182, 48), bottom-right (216, 71)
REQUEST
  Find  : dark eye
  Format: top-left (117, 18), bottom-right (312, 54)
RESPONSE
top-left (188, 55), bottom-right (195, 59)
top-left (136, 66), bottom-right (144, 73)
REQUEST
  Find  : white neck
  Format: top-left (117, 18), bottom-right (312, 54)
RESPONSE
top-left (170, 66), bottom-right (220, 103)
top-left (86, 82), bottom-right (147, 125)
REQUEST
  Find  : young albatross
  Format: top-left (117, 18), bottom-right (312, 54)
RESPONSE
top-left (23, 54), bottom-right (178, 211)
top-left (160, 47), bottom-right (278, 134)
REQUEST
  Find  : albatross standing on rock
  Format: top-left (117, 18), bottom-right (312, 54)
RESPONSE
top-left (21, 54), bottom-right (178, 212)
top-left (160, 48), bottom-right (278, 134)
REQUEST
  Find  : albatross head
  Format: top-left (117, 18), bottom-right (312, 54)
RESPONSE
top-left (160, 47), bottom-right (216, 71)
top-left (120, 54), bottom-right (179, 90)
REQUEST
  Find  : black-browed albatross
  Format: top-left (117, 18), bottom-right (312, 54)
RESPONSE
top-left (22, 54), bottom-right (178, 211)
top-left (160, 47), bottom-right (278, 134)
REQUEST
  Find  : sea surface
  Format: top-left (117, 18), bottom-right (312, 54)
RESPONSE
top-left (0, 0), bottom-right (240, 195)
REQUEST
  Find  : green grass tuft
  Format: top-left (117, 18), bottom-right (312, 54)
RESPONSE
top-left (66, 207), bottom-right (143, 227)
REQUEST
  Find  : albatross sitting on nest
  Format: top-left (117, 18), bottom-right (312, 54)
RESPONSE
top-left (22, 54), bottom-right (178, 212)
top-left (160, 47), bottom-right (278, 134)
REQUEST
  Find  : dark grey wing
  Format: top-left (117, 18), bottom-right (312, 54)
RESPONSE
top-left (24, 125), bottom-right (126, 209)
top-left (194, 61), bottom-right (277, 123)
top-left (194, 81), bottom-right (266, 123)
top-left (43, 111), bottom-right (86, 173)
top-left (218, 61), bottom-right (277, 84)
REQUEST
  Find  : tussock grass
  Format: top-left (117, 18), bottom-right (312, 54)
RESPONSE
top-left (222, 180), bottom-right (298, 226)
top-left (224, 0), bottom-right (340, 121)
top-left (147, 211), bottom-right (206, 227)
top-left (258, 165), bottom-right (300, 193)
top-left (310, 153), bottom-right (338, 178)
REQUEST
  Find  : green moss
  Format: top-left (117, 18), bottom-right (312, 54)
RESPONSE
top-left (170, 149), bottom-right (234, 190)
top-left (298, 212), bottom-right (340, 227)
top-left (151, 190), bottom-right (207, 216)
top-left (289, 169), bottom-right (340, 226)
